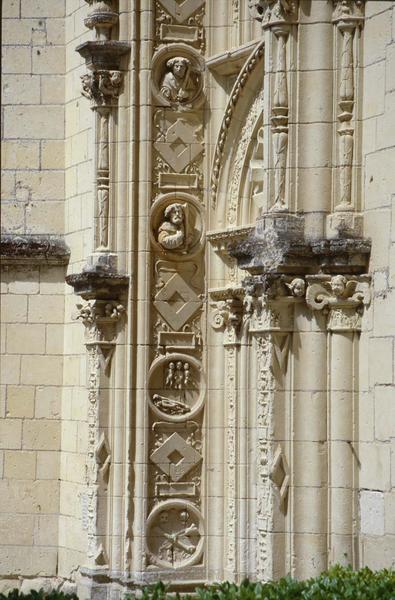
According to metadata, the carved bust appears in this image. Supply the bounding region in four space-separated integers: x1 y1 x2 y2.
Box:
160 57 198 105
157 203 185 251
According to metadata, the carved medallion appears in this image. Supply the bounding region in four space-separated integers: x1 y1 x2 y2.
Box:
152 44 204 109
148 354 205 421
151 193 204 257
146 500 204 568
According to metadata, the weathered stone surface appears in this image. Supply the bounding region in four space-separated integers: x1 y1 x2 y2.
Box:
1 235 70 265
1 0 394 594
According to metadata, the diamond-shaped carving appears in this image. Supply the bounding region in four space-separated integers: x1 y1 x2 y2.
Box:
270 444 290 509
158 0 205 23
154 119 203 173
154 273 202 331
150 432 202 481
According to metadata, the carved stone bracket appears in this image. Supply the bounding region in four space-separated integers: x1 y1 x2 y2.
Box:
229 213 370 276
306 274 370 331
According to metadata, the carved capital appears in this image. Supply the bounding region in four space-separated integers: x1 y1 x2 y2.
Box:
306 274 370 331
76 299 125 342
332 0 365 27
209 287 244 343
248 0 298 28
81 69 123 107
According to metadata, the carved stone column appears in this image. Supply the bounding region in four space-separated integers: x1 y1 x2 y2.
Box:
210 289 243 579
245 276 298 580
77 0 130 266
328 0 365 238
65 270 128 573
306 274 370 566
249 0 298 214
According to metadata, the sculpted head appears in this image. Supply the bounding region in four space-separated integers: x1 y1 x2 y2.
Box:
331 275 347 297
159 511 169 525
166 57 189 79
164 203 184 226
290 278 305 298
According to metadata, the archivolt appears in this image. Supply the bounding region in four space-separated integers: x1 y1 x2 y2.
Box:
210 39 264 227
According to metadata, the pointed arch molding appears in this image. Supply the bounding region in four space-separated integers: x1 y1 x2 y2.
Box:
210 40 264 217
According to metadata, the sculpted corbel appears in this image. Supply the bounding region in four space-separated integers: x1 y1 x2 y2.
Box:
75 299 126 360
306 274 370 331
81 70 123 107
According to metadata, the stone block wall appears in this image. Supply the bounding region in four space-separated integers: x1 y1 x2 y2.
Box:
1 0 66 588
0 265 64 583
359 0 395 569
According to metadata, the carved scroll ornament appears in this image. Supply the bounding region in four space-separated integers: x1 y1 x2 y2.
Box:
306 275 370 331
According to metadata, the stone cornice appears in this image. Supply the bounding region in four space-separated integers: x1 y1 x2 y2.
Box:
76 40 130 71
0 234 70 266
66 269 129 301
228 212 371 275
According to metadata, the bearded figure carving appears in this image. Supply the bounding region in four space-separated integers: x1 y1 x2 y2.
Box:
157 203 187 251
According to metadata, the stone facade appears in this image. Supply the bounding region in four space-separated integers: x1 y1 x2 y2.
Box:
1 0 394 597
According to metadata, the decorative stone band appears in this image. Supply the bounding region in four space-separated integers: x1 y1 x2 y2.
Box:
0 233 70 266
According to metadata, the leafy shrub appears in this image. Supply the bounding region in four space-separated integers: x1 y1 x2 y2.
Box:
2 567 394 600
127 566 395 600
0 591 77 600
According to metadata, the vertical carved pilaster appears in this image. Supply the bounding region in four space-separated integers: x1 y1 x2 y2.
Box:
75 299 126 568
247 276 296 579
306 274 370 565
80 70 124 252
210 291 243 578
331 1 365 228
77 1 130 259
249 0 298 213
271 26 290 212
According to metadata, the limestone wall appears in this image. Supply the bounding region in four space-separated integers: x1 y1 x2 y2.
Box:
1 0 395 596
359 0 395 568
1 0 66 587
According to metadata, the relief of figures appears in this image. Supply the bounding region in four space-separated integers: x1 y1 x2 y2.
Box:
149 354 205 421
153 360 194 415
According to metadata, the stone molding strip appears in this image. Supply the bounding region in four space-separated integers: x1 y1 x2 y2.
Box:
0 234 70 266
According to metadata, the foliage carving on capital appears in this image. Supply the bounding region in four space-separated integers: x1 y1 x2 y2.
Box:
81 70 123 106
75 299 126 347
248 0 298 26
332 0 365 24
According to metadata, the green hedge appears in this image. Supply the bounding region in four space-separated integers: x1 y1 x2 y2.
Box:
2 566 395 600
132 566 395 600
0 593 77 600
